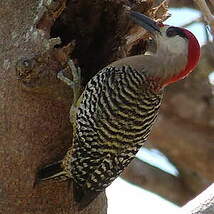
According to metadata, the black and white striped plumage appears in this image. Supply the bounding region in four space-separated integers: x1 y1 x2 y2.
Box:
38 65 163 208
69 65 162 189
37 10 200 210
63 66 162 207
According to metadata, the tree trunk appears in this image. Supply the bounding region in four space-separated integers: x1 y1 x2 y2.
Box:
1 0 163 213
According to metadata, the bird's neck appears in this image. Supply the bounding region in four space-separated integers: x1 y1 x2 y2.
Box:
144 48 188 90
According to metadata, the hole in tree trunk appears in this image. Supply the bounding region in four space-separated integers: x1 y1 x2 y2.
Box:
36 0 150 85
48 0 133 85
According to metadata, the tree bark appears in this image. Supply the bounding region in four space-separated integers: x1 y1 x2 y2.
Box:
0 0 108 213
1 0 165 213
182 184 214 214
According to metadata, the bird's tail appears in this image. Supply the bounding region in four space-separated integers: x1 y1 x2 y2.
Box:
73 184 102 210
36 161 67 182
36 161 102 210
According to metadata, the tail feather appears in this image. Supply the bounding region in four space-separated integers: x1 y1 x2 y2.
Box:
73 184 101 210
37 162 101 210
78 191 101 210
37 161 66 181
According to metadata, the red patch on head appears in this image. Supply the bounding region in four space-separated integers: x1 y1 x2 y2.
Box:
163 28 200 87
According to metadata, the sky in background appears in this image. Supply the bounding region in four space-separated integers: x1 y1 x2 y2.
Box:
106 8 209 214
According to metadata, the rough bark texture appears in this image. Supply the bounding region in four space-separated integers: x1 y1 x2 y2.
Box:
0 0 164 213
0 1 81 213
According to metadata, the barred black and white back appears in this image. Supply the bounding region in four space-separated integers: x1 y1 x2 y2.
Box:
36 8 201 210
61 65 163 206
37 65 163 208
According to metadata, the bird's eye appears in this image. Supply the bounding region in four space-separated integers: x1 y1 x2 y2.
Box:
166 27 178 37
166 27 187 38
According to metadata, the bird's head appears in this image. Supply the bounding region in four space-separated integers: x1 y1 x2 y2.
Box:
130 11 200 88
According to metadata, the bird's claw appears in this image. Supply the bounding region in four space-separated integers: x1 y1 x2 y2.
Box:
57 59 82 125
57 59 81 103
57 60 81 87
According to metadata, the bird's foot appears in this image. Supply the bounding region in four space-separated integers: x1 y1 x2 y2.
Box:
57 59 81 102
57 59 81 124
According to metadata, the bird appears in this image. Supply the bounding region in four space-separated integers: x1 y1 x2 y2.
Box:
37 10 200 209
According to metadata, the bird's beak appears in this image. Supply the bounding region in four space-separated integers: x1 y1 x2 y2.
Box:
129 11 161 34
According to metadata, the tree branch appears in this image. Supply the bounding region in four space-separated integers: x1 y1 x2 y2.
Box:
121 158 195 205
208 0 214 8
168 0 196 9
193 0 214 35
181 17 203 28
169 0 214 14
181 184 214 214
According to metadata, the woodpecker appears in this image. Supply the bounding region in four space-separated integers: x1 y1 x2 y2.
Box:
37 11 200 209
